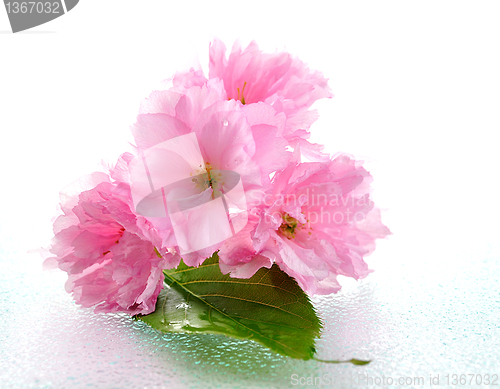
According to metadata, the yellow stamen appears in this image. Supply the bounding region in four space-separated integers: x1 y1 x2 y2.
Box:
279 213 302 239
236 81 248 104
154 247 162 258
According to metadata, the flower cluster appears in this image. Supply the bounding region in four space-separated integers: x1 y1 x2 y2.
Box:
44 39 390 314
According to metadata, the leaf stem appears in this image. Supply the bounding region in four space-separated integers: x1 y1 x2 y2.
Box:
313 357 371 365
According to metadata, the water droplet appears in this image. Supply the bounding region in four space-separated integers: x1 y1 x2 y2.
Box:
222 119 229 127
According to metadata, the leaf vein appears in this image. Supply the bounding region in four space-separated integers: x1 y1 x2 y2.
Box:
195 293 310 320
179 279 302 298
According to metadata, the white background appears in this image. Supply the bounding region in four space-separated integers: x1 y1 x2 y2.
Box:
1 1 499 388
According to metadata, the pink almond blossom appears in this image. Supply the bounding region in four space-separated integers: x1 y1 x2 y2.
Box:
131 78 291 265
209 38 332 161
44 161 179 315
219 155 391 295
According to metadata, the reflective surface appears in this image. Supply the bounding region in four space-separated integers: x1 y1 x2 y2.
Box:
1 224 499 388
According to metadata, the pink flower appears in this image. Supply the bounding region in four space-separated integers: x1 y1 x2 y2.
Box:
219 155 391 295
131 78 291 265
44 162 178 315
209 39 331 112
44 38 391 316
209 39 332 160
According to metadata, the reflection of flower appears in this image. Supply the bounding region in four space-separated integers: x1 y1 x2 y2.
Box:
43 166 179 315
219 155 391 295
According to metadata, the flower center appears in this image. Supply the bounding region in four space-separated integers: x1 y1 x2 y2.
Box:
278 213 302 239
190 162 224 198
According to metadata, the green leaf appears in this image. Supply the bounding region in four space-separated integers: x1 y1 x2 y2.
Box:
137 252 321 360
